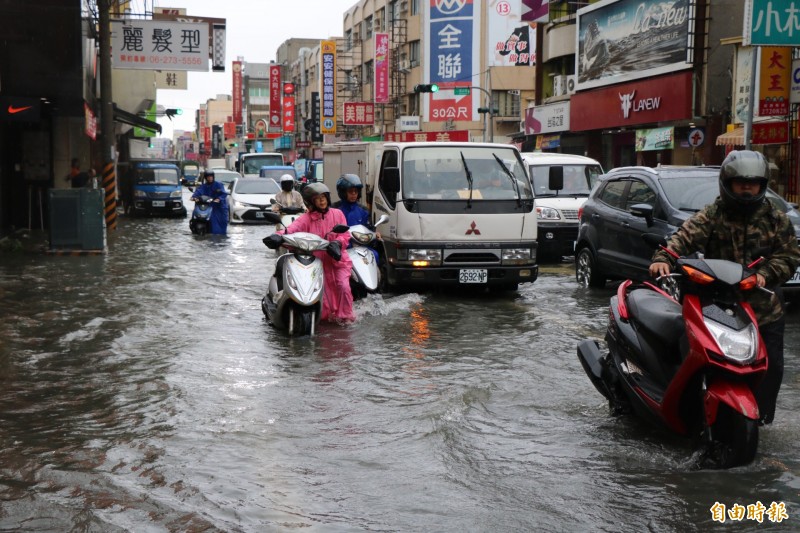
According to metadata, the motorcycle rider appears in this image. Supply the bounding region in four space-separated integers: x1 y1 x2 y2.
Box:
191 169 229 235
332 174 381 261
649 150 800 425
271 173 305 212
264 183 356 323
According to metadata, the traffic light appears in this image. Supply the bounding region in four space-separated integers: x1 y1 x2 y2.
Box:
478 107 500 114
165 108 183 119
230 142 238 147
414 84 439 93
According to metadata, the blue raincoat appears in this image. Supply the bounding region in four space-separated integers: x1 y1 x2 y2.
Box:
192 180 229 235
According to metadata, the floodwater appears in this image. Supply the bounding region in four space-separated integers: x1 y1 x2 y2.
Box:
1 195 800 532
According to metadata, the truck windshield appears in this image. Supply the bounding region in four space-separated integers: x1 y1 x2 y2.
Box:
529 165 602 197
135 168 179 185
402 146 532 201
243 155 284 175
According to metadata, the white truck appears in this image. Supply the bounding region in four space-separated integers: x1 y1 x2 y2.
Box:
369 142 538 290
521 152 603 261
237 152 285 177
321 141 384 204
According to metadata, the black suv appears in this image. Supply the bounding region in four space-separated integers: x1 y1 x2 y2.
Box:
575 165 800 289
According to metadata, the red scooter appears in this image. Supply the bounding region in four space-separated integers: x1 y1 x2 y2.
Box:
577 242 768 468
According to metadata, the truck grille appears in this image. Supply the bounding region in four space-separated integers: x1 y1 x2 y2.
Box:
562 209 579 220
443 250 500 264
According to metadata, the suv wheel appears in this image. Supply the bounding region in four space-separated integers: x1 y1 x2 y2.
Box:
576 248 605 288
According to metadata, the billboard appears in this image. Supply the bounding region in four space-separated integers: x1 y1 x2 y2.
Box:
424 0 481 122
489 1 535 67
320 40 337 134
744 0 800 46
575 0 693 91
374 33 390 104
232 61 243 124
343 102 375 126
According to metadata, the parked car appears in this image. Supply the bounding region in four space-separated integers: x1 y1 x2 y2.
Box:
125 160 186 217
227 177 281 224
574 165 800 291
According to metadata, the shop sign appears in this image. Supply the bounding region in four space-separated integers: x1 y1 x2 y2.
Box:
570 72 692 132
535 134 560 150
397 116 421 131
752 121 789 145
744 0 800 46
635 127 674 152
383 130 470 142
111 20 209 71
269 65 281 132
343 102 375 126
524 102 569 135
758 47 791 116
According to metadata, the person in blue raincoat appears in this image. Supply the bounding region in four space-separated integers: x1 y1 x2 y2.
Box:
191 169 229 235
332 174 380 261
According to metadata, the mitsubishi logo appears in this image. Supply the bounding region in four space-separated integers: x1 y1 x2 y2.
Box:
436 0 467 14
619 90 636 119
465 221 481 235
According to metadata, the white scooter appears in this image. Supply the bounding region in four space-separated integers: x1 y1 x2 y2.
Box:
261 225 348 336
347 214 389 299
272 205 305 256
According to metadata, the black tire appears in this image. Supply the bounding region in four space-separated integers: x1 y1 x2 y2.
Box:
575 247 605 288
703 404 759 468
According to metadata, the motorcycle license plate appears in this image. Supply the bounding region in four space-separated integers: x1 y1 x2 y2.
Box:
786 266 800 285
459 269 487 283
152 200 165 207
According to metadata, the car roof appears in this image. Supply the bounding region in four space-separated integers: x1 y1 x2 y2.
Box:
520 152 601 165
604 165 720 177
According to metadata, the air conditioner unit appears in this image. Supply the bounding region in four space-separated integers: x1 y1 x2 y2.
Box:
398 59 411 72
552 75 568 97
352 31 360 42
566 75 577 95
399 0 408 13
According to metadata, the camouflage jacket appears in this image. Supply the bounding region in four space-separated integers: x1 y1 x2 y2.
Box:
652 198 800 325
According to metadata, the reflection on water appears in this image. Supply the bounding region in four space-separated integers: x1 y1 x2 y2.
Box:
1 214 799 531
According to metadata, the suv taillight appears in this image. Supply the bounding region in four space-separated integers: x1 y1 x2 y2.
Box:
578 206 584 220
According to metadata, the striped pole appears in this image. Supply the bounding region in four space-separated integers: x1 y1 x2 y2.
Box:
102 161 117 231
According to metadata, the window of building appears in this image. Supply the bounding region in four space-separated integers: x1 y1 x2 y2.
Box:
364 16 373 40
376 8 385 31
409 40 420 66
410 0 419 16
345 29 353 51
363 61 374 84
491 91 520 117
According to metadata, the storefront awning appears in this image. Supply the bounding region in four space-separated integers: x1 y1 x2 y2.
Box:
112 104 162 134
716 126 744 147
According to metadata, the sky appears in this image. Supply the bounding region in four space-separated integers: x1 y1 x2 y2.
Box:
150 0 356 139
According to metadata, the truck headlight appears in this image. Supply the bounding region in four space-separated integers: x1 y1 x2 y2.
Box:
170 190 182 198
406 248 442 267
536 206 560 220
134 190 147 198
502 248 533 265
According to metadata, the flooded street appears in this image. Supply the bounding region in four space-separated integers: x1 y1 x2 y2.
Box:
2 198 800 532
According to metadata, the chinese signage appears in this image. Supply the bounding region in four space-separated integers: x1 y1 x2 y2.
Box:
744 0 800 46
397 116 421 131
524 102 569 135
758 47 791 116
571 72 692 131
383 130 470 142
84 102 96 140
752 121 789 144
232 61 242 124
635 126 674 151
111 20 209 71
343 102 375 126
576 0 692 91
320 40 337 135
269 65 282 132
155 70 187 90
424 0 481 122
489 1 535 67
733 46 754 124
374 33 390 104
283 96 295 132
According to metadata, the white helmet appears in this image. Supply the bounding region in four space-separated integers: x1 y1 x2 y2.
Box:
279 173 295 192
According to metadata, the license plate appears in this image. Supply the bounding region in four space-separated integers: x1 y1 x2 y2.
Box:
152 200 165 207
459 269 487 283
255 211 265 218
786 266 800 285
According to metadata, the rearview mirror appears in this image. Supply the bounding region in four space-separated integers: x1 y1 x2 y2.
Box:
630 203 654 227
383 167 400 195
548 166 564 191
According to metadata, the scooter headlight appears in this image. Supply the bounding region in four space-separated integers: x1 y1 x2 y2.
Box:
286 270 298 290
705 319 759 364
351 230 372 245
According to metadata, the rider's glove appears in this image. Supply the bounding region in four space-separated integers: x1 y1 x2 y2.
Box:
263 234 283 249
327 240 342 261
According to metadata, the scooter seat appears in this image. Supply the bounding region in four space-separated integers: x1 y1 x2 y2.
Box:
626 289 684 348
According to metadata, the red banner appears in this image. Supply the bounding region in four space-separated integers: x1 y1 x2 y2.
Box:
374 33 390 104
224 121 236 139
232 61 243 124
753 121 789 145
283 96 295 132
269 65 282 132
383 130 470 142
84 102 96 140
343 102 375 126
203 126 211 151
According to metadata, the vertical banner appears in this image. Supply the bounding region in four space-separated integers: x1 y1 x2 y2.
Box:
283 96 295 132
733 46 755 124
212 23 226 72
374 32 390 104
232 60 243 124
311 92 323 143
269 65 282 132
425 0 480 123
320 40 337 135
489 1 535 66
759 46 791 116
203 126 211 151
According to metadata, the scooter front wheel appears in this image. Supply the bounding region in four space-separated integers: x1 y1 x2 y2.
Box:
702 404 759 468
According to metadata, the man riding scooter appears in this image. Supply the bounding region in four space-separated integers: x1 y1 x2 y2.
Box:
191 170 229 235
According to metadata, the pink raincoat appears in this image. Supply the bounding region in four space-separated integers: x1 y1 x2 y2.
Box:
279 208 356 322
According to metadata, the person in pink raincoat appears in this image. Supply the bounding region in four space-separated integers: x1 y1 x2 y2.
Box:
268 183 356 323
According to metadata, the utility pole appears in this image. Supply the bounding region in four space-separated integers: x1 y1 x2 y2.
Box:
98 0 118 230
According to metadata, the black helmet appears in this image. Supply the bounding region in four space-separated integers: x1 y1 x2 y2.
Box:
203 169 215 180
279 173 295 192
719 150 768 214
302 182 332 212
336 174 363 201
